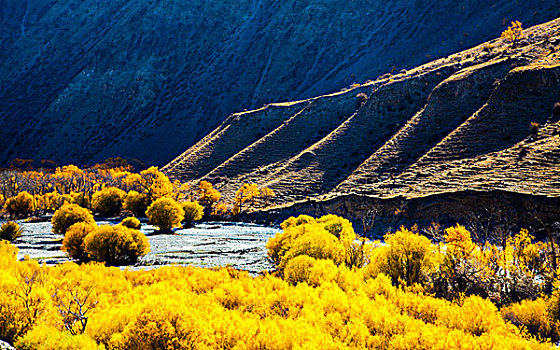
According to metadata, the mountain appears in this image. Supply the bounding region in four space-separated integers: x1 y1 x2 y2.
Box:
164 18 560 235
1 0 559 166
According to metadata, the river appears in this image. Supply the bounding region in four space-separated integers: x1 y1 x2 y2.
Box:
12 220 279 274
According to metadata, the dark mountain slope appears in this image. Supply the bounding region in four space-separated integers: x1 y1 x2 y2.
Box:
1 0 559 165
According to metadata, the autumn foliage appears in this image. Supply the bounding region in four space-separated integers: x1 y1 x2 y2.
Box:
51 204 95 236
120 217 141 230
0 221 22 242
145 197 185 232
4 191 34 219
181 201 204 226
3 162 559 347
83 224 150 266
61 222 97 262
0 224 555 349
91 187 126 217
123 190 150 217
501 20 523 44
0 165 282 224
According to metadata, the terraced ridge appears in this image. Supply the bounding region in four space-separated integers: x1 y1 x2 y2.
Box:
165 18 560 231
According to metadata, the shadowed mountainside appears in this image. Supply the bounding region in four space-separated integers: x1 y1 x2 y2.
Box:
165 18 560 234
1 0 559 166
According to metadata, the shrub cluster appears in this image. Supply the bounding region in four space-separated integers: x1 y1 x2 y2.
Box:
61 222 97 262
182 201 204 226
84 224 150 266
146 198 184 232
123 191 150 218
51 204 95 236
0 221 22 242
121 216 141 229
4 191 34 218
61 222 149 266
91 187 126 217
0 235 552 349
0 164 278 224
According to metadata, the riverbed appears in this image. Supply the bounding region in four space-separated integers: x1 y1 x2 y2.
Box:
12 220 279 274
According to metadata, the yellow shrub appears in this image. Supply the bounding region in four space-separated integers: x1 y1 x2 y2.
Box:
107 297 212 350
382 226 436 286
16 325 100 350
91 186 126 217
182 201 204 225
268 214 364 271
51 204 95 236
283 255 316 285
70 191 90 209
501 20 523 44
4 191 35 218
502 298 559 341
84 225 150 265
121 217 141 230
280 215 317 229
0 221 22 242
61 222 97 262
145 197 185 232
123 190 150 217
281 228 345 268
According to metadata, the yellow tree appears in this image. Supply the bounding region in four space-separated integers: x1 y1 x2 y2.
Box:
182 201 204 227
259 187 275 205
145 198 185 232
232 183 260 215
52 165 86 194
123 191 150 218
196 181 221 216
4 192 35 219
135 167 174 202
91 187 126 217
501 21 523 45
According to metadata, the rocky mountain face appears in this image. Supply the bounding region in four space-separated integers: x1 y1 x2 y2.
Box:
1 0 559 166
165 18 560 236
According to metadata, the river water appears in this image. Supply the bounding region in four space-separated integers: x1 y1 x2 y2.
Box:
12 220 279 274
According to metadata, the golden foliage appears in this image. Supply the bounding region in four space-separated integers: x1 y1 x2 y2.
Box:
16 325 101 350
61 222 98 262
232 183 264 215
52 204 95 236
501 20 523 44
0 238 551 350
196 181 222 214
145 197 185 232
123 190 150 218
212 203 230 217
2 210 560 348
0 221 22 241
267 214 367 272
136 167 174 202
4 191 35 218
502 297 560 341
120 217 141 230
380 225 436 286
83 225 150 266
182 201 204 225
91 187 126 217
